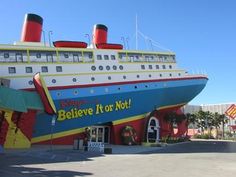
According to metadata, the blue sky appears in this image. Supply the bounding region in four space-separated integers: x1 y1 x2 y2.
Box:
0 0 235 105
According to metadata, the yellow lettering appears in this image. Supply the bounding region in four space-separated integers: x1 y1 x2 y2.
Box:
57 110 66 121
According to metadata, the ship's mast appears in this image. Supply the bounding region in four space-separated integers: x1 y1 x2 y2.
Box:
135 14 138 50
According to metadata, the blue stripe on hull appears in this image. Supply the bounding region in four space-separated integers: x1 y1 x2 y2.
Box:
33 78 207 138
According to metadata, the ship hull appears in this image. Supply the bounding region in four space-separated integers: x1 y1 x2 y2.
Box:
32 77 207 143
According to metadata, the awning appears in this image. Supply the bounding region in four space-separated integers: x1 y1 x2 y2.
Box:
0 86 44 112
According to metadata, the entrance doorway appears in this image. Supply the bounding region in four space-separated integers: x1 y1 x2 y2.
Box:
90 126 110 144
147 117 160 143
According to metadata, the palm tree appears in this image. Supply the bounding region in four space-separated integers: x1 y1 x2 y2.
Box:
164 111 186 137
186 113 197 136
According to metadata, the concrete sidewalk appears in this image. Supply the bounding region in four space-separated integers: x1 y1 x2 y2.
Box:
2 144 164 155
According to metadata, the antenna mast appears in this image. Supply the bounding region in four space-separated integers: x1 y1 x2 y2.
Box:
135 14 138 50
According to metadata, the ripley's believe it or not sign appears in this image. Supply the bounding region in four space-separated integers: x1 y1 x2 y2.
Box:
57 99 132 121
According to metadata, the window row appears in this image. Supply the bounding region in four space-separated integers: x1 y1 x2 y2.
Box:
8 66 63 74
141 64 172 70
118 52 175 63
96 54 116 60
0 50 94 63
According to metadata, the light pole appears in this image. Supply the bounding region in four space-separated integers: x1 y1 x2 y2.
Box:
121 37 126 50
85 34 91 46
48 31 53 47
42 30 46 46
126 37 129 50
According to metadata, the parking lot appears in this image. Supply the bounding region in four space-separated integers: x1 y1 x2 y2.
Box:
1 140 236 177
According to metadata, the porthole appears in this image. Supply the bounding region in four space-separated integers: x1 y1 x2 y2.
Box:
123 75 126 79
52 79 56 83
134 86 137 89
106 66 111 70
91 66 96 71
99 66 103 70
74 90 79 95
119 65 124 70
137 75 140 78
160 74 162 77
72 78 77 82
56 92 61 97
91 77 95 81
169 65 172 69
145 85 148 88
149 74 152 78
169 73 172 77
28 80 33 85
118 87 121 90
113 65 117 70
178 73 181 76
108 76 111 80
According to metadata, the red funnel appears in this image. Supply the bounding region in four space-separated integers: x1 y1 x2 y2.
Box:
21 13 43 42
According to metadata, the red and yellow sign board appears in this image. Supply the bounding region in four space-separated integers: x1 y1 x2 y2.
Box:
225 104 236 119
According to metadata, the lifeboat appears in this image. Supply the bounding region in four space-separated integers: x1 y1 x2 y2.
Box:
53 41 88 48
96 43 123 50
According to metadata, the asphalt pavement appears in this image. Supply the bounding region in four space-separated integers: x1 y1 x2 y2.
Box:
1 140 236 177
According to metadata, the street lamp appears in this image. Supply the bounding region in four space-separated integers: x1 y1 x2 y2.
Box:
121 37 126 50
85 34 91 46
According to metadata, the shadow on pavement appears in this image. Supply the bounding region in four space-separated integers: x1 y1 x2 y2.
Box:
0 147 101 177
0 166 92 177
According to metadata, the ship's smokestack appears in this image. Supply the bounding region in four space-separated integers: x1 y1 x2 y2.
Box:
93 24 108 45
21 13 43 42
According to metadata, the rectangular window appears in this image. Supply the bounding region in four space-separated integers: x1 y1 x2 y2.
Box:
41 66 48 73
16 53 23 62
104 55 109 60
111 55 116 60
8 67 16 74
73 54 79 62
25 67 33 73
4 53 9 58
118 53 126 61
83 52 93 62
64 53 69 58
46 54 53 62
36 53 41 58
141 65 145 70
97 55 102 60
156 65 159 69
162 65 166 69
56 66 62 72
149 65 153 69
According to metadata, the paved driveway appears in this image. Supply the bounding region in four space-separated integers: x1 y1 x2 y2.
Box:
1 140 236 177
